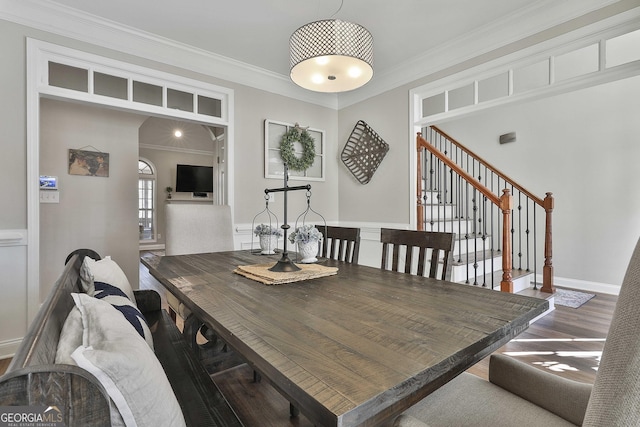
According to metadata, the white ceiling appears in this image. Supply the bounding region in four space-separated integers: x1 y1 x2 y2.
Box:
39 0 615 84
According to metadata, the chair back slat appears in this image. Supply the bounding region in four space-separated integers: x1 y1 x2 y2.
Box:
317 226 361 264
380 229 455 281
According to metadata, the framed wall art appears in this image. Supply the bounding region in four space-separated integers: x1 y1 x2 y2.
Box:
68 148 110 177
264 119 325 181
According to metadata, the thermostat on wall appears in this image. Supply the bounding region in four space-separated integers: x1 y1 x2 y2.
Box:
40 175 58 190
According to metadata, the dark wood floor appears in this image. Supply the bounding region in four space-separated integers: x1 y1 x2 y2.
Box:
0 264 616 427
467 290 615 384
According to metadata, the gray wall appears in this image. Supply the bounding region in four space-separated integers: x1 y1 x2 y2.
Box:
0 1 638 354
338 89 411 224
336 74 640 288
438 75 640 287
232 84 339 225
40 99 145 297
0 20 339 306
334 2 640 289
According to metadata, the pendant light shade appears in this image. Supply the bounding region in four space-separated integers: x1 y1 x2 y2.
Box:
290 19 373 93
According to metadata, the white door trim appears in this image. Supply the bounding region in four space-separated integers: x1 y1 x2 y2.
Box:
26 39 235 325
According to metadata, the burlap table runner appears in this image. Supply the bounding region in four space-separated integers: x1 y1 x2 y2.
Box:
234 262 338 285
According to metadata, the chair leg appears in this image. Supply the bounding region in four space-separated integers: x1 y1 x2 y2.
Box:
290 403 299 418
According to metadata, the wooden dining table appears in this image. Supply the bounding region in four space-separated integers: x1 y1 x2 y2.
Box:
141 250 548 427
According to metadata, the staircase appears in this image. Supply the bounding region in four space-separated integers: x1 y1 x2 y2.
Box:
417 126 555 300
423 189 532 292
423 192 556 319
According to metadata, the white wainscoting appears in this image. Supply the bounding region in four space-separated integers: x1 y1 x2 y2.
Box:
0 229 28 358
233 222 622 295
234 221 410 268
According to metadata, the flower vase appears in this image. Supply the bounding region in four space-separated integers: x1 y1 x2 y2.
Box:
259 235 278 255
298 241 319 263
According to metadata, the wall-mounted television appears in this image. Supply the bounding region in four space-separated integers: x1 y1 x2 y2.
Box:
175 164 214 194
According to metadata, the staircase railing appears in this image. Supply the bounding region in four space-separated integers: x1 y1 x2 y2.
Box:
417 126 554 293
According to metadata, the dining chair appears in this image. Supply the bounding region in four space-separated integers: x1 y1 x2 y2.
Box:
393 237 640 427
165 204 234 321
380 228 455 281
164 204 235 366
317 225 361 264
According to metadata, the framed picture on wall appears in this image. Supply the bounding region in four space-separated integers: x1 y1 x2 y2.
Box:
264 119 325 181
68 149 110 177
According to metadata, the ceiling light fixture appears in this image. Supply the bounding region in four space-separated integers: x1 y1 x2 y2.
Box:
174 129 183 138
290 19 373 93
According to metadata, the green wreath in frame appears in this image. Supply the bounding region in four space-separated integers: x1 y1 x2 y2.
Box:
280 127 316 171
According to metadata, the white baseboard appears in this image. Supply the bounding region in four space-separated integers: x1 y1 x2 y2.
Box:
0 338 22 360
537 274 621 295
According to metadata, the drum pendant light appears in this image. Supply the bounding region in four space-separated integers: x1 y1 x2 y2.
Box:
290 19 373 93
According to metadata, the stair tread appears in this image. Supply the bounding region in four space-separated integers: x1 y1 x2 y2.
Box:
456 268 533 288
517 287 555 300
496 269 533 280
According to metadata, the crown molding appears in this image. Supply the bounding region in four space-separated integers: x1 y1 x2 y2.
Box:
0 0 339 109
338 0 624 108
0 0 626 110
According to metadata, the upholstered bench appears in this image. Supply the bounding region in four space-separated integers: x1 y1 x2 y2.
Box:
0 250 243 427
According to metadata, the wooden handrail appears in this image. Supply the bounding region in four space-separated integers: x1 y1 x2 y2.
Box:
431 125 544 207
417 133 502 207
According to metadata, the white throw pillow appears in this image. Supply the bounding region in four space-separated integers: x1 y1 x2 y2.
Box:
55 306 83 365
80 256 136 303
79 257 95 295
93 281 154 349
56 308 128 427
70 293 186 427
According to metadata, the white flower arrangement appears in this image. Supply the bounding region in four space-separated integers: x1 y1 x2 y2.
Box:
288 224 322 244
254 224 283 237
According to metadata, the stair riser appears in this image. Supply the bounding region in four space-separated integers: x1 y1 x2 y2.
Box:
423 220 475 234
454 237 492 254
451 257 502 281
422 205 456 220
424 222 500 243
422 191 443 204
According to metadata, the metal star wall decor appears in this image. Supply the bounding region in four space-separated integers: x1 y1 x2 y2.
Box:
341 120 389 185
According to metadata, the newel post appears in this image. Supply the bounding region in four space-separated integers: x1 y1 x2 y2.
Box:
416 133 424 231
541 192 555 293
500 189 514 292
